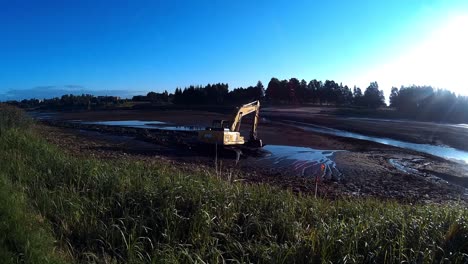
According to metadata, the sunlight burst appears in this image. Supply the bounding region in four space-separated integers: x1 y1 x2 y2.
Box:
364 14 468 95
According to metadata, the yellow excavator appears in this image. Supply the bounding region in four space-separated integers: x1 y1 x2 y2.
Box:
198 100 263 148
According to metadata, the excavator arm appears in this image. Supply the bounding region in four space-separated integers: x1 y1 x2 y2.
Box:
230 101 262 147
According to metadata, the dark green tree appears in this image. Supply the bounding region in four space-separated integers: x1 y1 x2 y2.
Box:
146 92 157 102
288 78 300 103
255 81 265 99
307 79 321 104
362 82 385 108
266 78 280 102
389 87 399 107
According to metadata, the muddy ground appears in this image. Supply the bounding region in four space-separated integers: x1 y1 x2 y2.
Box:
51 107 468 151
262 107 468 151
35 108 468 203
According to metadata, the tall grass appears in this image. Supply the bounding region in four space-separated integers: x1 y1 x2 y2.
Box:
0 104 32 132
0 104 467 263
0 104 66 263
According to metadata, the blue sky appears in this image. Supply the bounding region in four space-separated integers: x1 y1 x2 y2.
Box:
1 0 467 100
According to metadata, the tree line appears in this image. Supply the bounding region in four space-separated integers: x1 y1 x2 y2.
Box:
6 77 468 123
172 82 265 105
169 78 386 108
390 85 468 122
6 77 387 109
265 78 385 108
9 94 124 110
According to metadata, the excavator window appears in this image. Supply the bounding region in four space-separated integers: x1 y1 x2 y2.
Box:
211 120 231 131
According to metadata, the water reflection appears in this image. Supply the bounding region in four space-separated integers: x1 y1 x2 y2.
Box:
249 145 343 180
288 121 468 163
80 120 203 131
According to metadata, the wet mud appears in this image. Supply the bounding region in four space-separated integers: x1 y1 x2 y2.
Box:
32 109 468 203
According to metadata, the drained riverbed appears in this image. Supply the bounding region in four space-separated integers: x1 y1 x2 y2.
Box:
60 117 468 165
30 109 468 199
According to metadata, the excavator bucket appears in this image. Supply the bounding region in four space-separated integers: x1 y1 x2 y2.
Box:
246 138 263 148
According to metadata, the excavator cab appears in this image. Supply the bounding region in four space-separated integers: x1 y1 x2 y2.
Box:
209 120 231 131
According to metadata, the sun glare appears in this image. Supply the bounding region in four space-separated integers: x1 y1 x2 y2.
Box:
363 14 468 96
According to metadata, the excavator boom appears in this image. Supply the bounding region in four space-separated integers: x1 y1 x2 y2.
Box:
230 101 260 132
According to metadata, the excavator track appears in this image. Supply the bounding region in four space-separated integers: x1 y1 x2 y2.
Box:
191 141 267 161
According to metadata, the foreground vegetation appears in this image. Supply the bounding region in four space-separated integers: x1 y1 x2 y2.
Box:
0 105 467 263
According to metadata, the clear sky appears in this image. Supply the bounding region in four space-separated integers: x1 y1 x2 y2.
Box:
1 0 467 100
